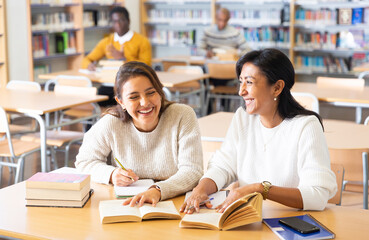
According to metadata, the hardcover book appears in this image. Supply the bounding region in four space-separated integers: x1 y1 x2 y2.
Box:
26 172 90 191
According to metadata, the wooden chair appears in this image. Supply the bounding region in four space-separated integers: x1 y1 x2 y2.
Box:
292 92 320 114
329 148 369 209
328 164 345 205
205 60 240 113
167 65 206 116
0 106 40 185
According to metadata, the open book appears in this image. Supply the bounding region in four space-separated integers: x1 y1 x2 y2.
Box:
99 200 181 224
180 192 262 230
114 179 154 198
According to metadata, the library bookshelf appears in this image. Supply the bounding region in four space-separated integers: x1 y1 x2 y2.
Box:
27 0 124 82
291 0 369 77
0 0 8 88
140 0 369 78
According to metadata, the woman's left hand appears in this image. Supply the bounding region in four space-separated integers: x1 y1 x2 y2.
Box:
122 188 161 207
216 183 260 213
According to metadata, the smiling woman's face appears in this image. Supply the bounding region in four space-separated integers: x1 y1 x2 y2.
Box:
116 75 162 132
238 62 276 116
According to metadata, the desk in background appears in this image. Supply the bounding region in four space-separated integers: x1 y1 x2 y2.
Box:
293 82 369 123
0 89 107 172
0 180 368 239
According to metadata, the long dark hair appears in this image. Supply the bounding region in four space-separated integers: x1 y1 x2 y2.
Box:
236 49 323 128
105 61 172 122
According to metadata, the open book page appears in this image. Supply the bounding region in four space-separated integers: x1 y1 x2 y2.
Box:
220 192 262 230
99 200 141 224
184 190 228 209
114 179 154 198
139 201 181 220
180 209 223 230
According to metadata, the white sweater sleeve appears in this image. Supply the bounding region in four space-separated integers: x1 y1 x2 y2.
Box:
202 111 240 191
297 118 337 210
75 116 116 185
156 107 204 200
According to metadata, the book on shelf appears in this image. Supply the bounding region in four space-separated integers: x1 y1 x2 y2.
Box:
352 8 364 25
263 214 335 240
179 192 262 231
338 8 352 25
26 189 93 208
114 179 154 198
26 172 90 191
99 200 181 224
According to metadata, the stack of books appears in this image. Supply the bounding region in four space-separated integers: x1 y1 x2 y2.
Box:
25 172 92 208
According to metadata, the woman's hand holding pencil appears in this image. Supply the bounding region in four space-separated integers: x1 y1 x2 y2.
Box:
109 158 139 186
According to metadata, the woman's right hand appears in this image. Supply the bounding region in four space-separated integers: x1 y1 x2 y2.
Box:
180 186 211 214
110 168 139 186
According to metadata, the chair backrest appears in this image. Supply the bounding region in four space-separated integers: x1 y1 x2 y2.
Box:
161 59 189 71
56 75 92 87
6 80 41 92
205 61 237 80
329 148 367 183
54 85 97 97
45 75 92 91
292 92 320 114
317 76 364 90
168 65 204 75
328 163 345 205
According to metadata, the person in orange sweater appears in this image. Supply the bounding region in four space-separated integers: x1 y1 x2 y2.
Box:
82 6 152 106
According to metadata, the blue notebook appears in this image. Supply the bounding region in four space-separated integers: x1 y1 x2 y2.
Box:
263 214 335 240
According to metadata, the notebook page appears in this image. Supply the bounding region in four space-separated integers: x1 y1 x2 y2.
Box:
114 179 154 197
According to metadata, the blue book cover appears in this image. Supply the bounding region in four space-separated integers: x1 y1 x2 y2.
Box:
263 214 335 240
352 8 363 25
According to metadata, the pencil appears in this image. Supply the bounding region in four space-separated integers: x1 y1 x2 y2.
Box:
114 157 134 181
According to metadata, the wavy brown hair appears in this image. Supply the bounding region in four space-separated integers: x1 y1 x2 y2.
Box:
105 61 172 122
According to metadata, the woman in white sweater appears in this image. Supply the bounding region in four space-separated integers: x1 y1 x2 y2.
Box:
181 49 337 213
75 61 203 206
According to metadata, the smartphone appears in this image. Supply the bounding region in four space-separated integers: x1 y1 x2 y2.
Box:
279 217 320 234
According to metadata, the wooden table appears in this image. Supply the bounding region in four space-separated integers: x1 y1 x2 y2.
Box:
0 181 368 239
0 89 108 172
293 82 369 123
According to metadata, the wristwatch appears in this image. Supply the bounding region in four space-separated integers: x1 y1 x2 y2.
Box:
261 181 272 200
149 185 161 193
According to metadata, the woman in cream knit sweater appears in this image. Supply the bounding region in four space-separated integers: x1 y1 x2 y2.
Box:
75 61 203 206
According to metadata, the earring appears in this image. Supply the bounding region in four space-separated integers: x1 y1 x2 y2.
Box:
274 97 277 101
